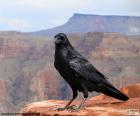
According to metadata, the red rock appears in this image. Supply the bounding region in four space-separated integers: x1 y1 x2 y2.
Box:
20 84 140 116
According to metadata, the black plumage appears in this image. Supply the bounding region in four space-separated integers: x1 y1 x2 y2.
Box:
54 33 129 111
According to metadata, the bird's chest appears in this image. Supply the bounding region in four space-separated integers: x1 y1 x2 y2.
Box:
54 49 70 73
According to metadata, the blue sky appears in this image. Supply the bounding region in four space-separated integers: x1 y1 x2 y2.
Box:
0 0 140 32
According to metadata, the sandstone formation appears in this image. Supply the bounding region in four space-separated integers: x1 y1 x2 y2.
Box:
21 84 140 116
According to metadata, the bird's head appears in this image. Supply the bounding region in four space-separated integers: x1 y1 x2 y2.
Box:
54 33 69 45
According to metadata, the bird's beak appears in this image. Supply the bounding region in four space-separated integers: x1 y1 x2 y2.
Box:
54 37 61 44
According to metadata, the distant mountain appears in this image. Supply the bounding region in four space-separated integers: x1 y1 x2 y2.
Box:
30 13 140 36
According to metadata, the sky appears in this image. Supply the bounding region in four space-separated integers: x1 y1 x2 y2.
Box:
0 0 140 32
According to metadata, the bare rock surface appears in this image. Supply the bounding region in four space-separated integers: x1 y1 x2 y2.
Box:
21 84 140 116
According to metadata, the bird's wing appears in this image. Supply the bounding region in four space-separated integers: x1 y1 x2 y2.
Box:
69 56 108 84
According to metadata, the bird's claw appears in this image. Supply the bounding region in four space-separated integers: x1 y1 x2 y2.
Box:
56 105 80 112
56 107 66 111
67 105 79 112
78 105 85 110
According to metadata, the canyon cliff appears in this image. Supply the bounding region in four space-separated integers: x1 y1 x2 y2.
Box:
0 32 140 113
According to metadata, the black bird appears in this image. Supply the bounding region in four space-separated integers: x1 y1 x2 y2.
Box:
54 33 129 111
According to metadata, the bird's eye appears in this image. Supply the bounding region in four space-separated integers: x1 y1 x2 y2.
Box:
60 37 65 41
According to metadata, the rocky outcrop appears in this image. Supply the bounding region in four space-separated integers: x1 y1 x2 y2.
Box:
20 84 140 116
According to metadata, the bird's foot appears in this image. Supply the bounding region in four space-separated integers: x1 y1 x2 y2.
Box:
56 105 85 112
67 105 85 112
78 105 85 110
56 105 78 111
66 105 80 112
56 107 66 111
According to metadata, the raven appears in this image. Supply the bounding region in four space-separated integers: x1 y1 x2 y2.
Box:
54 33 129 111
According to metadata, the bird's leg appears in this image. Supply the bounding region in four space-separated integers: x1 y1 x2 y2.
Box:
78 98 86 110
78 85 88 110
57 90 78 111
67 98 87 112
68 85 88 112
65 90 78 110
56 98 74 111
64 98 75 109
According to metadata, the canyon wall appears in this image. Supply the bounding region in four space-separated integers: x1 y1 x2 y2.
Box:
0 32 140 112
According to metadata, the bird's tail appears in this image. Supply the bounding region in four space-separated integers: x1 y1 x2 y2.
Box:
100 84 129 101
